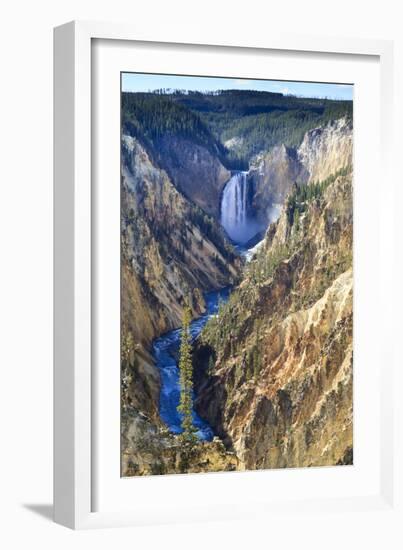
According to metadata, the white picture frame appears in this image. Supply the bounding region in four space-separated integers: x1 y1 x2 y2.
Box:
54 20 400 532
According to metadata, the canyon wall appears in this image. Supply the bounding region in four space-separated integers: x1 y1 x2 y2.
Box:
194 121 353 470
121 134 240 474
155 135 231 219
249 117 353 227
249 145 308 224
122 135 239 351
298 117 353 183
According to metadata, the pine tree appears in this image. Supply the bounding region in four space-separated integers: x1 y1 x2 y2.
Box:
177 302 197 445
293 208 300 231
208 355 215 376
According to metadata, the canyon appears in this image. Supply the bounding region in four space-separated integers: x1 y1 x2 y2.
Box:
195 168 353 469
120 88 353 476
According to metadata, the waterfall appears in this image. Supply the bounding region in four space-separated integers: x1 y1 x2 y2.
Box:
220 171 261 245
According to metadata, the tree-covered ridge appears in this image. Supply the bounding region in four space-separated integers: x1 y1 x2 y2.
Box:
122 89 353 170
122 92 231 166
286 165 351 228
170 89 350 117
171 89 352 165
209 107 351 166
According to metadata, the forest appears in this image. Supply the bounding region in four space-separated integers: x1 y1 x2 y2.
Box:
122 89 352 169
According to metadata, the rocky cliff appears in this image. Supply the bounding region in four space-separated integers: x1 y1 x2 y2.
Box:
121 420 239 476
121 135 240 473
249 145 308 225
195 152 353 469
155 135 231 218
249 117 352 228
298 117 353 183
122 135 239 350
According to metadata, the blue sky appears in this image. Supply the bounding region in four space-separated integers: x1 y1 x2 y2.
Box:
122 73 353 101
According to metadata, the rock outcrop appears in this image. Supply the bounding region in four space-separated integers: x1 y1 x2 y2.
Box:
249 144 308 225
298 117 353 183
249 117 353 228
121 415 239 476
155 135 231 219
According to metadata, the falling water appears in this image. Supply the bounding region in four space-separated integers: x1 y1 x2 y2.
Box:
220 171 262 245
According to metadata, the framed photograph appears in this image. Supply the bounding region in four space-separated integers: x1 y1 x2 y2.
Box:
54 21 398 531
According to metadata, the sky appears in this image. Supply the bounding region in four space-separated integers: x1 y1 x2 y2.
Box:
122 73 353 101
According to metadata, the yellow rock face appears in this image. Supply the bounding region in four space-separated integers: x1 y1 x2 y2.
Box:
120 135 240 474
195 169 353 471
298 117 353 184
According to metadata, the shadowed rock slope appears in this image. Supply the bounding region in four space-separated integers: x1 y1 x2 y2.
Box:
249 117 352 229
154 135 231 218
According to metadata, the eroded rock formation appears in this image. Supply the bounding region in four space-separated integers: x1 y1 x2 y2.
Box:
194 123 353 470
249 117 353 228
121 135 240 474
155 135 231 219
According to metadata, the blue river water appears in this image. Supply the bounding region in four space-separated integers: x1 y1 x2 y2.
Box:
152 287 231 441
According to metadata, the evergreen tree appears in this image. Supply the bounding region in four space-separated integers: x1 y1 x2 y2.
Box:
177 302 197 444
208 355 215 376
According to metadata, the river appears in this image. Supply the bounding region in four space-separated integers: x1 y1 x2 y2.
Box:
152 287 231 441
152 170 265 440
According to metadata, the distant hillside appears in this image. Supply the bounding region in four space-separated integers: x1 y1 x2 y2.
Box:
171 89 352 167
122 90 352 170
122 92 231 166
